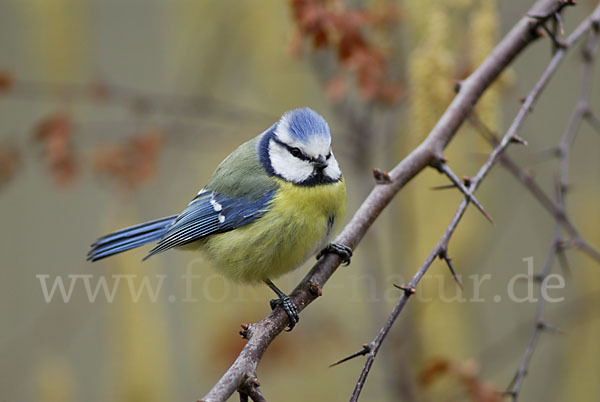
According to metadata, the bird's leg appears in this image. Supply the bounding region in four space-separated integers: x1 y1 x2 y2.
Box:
316 242 353 266
265 279 299 331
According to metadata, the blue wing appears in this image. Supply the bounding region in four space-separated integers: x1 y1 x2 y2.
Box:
143 189 275 259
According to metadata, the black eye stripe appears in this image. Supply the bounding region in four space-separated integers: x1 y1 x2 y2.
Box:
271 137 332 164
272 137 311 161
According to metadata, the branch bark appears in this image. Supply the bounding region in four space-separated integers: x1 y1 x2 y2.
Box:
200 1 590 400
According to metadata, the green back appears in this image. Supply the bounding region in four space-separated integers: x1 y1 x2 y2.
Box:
206 136 278 200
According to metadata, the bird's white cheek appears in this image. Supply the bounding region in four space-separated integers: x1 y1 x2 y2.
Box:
269 141 313 183
324 154 342 180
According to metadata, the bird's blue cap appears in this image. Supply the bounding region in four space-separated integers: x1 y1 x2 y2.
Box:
281 107 330 142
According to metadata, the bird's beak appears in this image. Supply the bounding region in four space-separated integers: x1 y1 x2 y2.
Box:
313 155 328 170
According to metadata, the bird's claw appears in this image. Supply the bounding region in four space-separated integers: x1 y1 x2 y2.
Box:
317 242 353 266
270 295 299 331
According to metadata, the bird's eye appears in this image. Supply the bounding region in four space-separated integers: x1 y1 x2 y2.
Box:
290 147 302 158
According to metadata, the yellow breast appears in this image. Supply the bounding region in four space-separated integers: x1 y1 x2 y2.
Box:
201 178 346 284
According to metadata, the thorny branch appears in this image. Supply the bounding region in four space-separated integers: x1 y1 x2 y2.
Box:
503 14 600 401
200 1 599 401
469 112 600 263
347 3 600 401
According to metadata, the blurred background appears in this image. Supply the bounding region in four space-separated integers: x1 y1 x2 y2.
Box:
1 0 599 401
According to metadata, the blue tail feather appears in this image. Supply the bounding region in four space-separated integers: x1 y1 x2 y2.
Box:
87 215 177 261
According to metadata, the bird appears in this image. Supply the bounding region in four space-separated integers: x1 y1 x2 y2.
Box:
87 107 352 330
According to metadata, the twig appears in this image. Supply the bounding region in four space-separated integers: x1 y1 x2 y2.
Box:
432 161 495 224
504 14 600 401
469 111 600 262
237 373 266 402
347 5 600 401
6 79 274 122
504 204 562 401
200 2 589 401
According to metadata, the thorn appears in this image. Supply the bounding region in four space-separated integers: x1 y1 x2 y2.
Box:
556 248 571 279
393 283 416 296
437 163 495 225
372 168 392 184
240 323 250 339
510 135 528 145
431 183 457 191
519 97 526 104
537 321 567 335
453 80 462 93
469 194 495 224
308 280 323 297
329 344 371 367
438 249 463 289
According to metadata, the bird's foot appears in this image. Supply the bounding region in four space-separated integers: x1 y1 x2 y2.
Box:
270 295 299 331
317 242 353 266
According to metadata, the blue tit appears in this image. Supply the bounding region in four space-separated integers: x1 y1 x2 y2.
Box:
87 107 351 330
